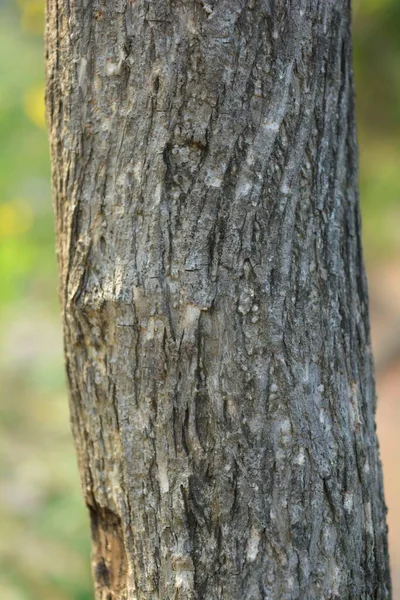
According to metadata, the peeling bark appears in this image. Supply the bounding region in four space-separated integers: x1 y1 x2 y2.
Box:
46 1 391 598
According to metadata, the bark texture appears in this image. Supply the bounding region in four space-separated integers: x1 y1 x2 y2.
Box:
46 1 391 598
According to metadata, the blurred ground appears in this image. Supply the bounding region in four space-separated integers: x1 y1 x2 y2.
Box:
0 0 399 598
370 263 400 597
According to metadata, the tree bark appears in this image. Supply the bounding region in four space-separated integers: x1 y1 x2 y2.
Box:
45 1 391 598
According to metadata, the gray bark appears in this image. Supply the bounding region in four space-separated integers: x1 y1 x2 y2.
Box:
45 1 391 598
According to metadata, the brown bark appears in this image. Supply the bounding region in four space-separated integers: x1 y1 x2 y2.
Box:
46 0 391 598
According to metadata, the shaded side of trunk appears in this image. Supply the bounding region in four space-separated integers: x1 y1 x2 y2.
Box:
46 1 391 598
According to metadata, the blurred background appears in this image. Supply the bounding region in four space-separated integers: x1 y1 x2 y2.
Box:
0 0 399 598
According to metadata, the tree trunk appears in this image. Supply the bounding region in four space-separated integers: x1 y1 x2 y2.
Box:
45 1 391 598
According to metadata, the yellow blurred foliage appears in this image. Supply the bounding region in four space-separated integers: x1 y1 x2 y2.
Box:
0 582 25 600
23 85 46 129
0 200 34 238
17 0 44 34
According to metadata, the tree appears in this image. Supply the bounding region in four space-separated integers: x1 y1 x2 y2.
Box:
45 1 391 598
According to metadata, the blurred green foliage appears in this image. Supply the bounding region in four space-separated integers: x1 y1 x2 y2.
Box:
0 1 92 598
353 0 400 261
0 0 399 598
